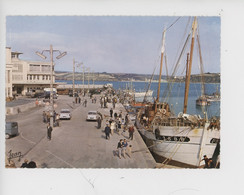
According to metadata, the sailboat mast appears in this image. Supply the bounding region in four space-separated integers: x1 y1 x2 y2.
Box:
183 17 197 114
156 30 166 103
197 32 205 96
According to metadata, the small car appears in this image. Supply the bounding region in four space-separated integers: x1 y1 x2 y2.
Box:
5 122 18 139
86 111 98 121
59 109 71 120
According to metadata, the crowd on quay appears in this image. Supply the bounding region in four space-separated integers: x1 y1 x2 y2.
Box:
95 88 136 159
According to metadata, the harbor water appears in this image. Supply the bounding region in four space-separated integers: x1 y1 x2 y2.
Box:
56 80 220 119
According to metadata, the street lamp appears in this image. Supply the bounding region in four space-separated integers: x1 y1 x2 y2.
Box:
72 58 82 101
36 45 67 128
82 64 89 96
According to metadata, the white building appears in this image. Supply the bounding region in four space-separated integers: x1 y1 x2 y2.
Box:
5 47 55 98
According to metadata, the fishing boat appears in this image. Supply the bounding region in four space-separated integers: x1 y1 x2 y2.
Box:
136 17 220 168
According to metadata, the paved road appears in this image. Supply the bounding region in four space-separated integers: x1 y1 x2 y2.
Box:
6 95 156 168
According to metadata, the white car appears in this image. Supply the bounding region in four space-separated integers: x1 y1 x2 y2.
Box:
86 111 98 121
60 109 71 120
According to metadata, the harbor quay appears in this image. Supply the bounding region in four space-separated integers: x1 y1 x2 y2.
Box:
5 93 158 168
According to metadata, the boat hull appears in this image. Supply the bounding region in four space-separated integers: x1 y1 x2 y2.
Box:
137 121 220 168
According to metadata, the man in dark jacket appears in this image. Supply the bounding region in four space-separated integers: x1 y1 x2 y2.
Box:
110 108 113 118
47 123 53 140
104 124 111 140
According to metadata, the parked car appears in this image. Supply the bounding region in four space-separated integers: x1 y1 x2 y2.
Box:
86 111 98 121
59 109 71 120
5 122 18 139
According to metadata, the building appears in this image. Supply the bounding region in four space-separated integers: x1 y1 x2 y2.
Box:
5 47 54 98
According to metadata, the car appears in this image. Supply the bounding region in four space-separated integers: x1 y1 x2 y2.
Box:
59 109 71 120
86 111 98 121
5 122 18 139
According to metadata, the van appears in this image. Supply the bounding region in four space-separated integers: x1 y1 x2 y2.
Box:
5 122 19 139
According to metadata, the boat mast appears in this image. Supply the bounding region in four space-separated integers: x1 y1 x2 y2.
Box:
155 30 166 111
183 17 197 114
197 31 205 97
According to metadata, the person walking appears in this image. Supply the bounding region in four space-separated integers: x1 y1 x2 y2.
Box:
117 139 123 159
114 112 118 119
47 123 53 140
43 111 47 123
104 124 111 140
122 139 128 158
78 96 81 104
110 108 113 118
110 120 116 136
97 117 101 129
56 113 60 127
128 125 135 140
84 99 87 107
125 114 129 125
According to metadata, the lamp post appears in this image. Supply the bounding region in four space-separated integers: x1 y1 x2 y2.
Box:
72 58 82 101
87 67 90 93
36 45 66 128
82 65 89 96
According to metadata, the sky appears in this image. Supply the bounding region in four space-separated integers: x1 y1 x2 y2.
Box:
6 16 220 75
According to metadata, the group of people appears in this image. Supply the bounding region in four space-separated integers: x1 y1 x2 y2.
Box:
42 110 60 127
117 139 132 159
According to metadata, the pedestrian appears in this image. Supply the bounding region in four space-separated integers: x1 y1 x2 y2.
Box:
117 120 122 135
100 98 103 108
128 125 135 140
56 113 60 127
47 123 53 140
208 158 215 168
122 139 128 158
84 99 87 107
110 108 113 118
21 159 29 168
127 145 132 158
110 120 116 135
43 111 47 123
53 111 56 124
104 124 111 140
75 97 78 104
125 114 129 125
114 112 118 119
117 139 123 159
94 97 97 103
201 155 210 168
97 117 101 129
35 99 39 107
119 111 122 118
78 96 81 104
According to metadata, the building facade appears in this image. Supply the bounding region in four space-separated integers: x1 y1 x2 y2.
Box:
5 47 54 98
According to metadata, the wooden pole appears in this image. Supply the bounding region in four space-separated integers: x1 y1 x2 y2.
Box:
183 17 197 114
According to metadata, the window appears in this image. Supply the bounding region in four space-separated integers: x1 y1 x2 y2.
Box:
12 64 23 72
29 64 40 72
41 65 51 72
30 75 32 80
42 75 45 80
33 75 36 80
37 75 39 80
12 75 23 81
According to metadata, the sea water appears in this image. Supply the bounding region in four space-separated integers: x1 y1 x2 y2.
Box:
56 80 220 119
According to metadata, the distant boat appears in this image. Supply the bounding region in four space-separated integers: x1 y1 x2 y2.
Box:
133 90 153 98
196 95 210 106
